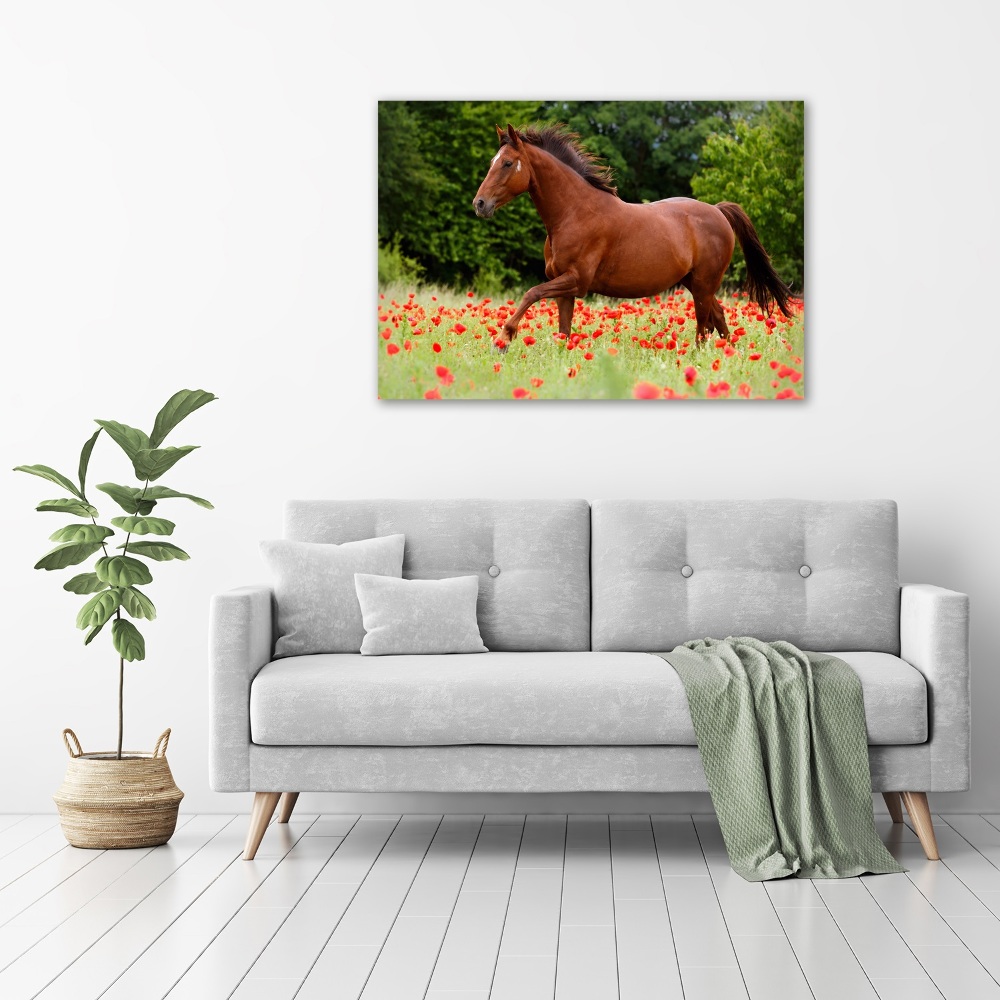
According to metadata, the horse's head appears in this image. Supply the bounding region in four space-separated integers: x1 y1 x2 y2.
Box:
473 124 531 218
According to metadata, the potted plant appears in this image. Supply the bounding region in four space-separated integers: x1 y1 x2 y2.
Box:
14 389 216 849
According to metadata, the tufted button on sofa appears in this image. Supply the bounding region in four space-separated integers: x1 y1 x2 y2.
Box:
209 499 970 861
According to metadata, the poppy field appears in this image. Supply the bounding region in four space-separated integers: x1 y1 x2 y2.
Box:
378 284 804 400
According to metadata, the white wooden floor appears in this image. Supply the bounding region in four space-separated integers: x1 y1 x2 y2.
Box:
1 812 1000 1000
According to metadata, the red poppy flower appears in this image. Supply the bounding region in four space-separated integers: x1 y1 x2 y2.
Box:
454 323 467 334
432 343 442 353
424 388 441 399
715 339 727 349
633 381 662 399
737 382 752 398
711 358 721 372
607 347 618 355
775 389 802 399
436 365 455 386
567 368 577 378
386 343 399 356
381 330 391 340
684 366 697 385
530 377 544 388
749 353 762 361
583 352 594 360
512 387 530 399
769 360 780 369
494 363 502 373
523 336 536 346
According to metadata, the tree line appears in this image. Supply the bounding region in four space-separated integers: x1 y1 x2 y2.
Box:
378 100 804 295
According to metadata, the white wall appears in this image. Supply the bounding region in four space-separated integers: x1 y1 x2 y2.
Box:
1 1 997 816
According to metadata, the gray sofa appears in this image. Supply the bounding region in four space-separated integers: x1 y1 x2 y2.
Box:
209 499 970 861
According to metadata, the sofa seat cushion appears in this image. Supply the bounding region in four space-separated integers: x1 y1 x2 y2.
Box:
250 650 927 748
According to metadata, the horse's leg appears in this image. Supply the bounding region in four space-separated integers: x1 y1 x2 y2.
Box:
556 296 574 336
686 275 731 346
499 271 585 350
711 299 732 340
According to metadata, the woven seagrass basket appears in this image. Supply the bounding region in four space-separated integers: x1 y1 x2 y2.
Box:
53 728 184 849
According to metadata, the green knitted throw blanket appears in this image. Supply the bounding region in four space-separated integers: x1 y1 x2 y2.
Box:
653 637 904 881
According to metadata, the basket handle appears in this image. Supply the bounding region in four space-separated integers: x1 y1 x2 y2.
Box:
152 728 172 759
62 728 83 758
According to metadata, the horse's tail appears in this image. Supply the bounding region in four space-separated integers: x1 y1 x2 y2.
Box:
715 202 794 317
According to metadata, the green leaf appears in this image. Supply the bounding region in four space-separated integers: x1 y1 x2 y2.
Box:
95 555 152 587
122 541 190 561
78 428 101 497
112 619 145 661
13 465 83 499
110 515 175 536
150 389 217 448
34 541 104 571
48 523 114 544
140 486 214 509
120 586 156 620
35 498 100 517
96 483 156 516
133 446 198 482
76 589 122 630
94 421 150 470
84 619 108 645
63 572 109 594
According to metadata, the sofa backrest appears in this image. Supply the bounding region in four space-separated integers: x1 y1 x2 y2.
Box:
285 499 591 652
591 499 900 654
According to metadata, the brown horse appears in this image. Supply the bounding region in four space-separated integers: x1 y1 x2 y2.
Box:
473 124 793 349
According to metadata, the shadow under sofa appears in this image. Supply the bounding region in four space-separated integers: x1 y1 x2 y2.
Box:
208 498 970 862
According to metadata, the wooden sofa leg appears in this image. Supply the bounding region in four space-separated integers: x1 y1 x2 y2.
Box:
901 791 940 861
244 792 281 860
277 792 299 824
882 792 904 824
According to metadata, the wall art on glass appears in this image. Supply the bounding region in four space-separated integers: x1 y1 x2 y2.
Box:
378 101 804 400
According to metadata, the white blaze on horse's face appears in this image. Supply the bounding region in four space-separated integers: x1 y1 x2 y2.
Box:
473 142 531 218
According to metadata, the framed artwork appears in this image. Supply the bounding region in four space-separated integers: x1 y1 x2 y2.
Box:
378 101 803 400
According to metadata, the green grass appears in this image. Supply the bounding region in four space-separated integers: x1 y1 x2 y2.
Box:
377 282 804 400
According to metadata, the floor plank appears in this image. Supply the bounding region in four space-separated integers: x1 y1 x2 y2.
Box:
168 830 343 999
0 845 101 928
773 903 879 1000
0 818 28 836
28 814 237 999
426 818 524 993
611 813 684 1000
0 818 58 862
296 815 441 999
941 815 1000 869
2 812 999 1000
240 817 397 985
813 879 932 981
557 817 616 999
0 828 71 892
362 815 483 999
693 816 812 999
99 814 317 999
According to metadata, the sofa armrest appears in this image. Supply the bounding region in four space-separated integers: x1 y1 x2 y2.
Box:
209 586 274 791
900 584 970 791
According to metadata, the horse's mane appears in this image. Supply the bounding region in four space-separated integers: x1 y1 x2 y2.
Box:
501 124 619 198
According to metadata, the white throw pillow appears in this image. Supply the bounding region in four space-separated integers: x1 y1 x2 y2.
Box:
260 535 405 656
354 573 489 655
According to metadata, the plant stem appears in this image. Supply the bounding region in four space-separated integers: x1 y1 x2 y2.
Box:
117 651 124 760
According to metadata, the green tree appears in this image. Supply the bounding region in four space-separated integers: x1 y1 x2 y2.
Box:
539 100 762 203
690 102 804 291
378 100 548 290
